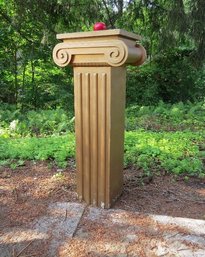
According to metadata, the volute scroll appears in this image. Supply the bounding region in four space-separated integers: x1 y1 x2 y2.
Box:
53 40 146 67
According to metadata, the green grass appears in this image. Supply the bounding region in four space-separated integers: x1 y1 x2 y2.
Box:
0 131 204 177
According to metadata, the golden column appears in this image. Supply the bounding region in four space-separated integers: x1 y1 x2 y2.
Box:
53 29 146 208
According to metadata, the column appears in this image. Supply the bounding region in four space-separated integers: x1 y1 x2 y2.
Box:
53 29 146 208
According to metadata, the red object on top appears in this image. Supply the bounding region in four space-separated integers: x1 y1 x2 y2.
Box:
93 22 107 31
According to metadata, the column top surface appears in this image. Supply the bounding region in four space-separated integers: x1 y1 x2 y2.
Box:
57 29 141 41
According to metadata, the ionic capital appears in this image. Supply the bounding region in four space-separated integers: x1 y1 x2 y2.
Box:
53 29 146 67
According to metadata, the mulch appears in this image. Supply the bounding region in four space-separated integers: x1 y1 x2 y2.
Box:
0 160 205 231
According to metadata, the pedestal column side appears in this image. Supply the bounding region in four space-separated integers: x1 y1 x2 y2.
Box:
74 67 112 207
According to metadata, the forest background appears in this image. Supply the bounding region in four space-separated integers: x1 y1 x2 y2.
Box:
0 0 205 177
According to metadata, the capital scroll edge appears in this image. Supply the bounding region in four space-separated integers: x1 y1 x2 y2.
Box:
52 40 129 67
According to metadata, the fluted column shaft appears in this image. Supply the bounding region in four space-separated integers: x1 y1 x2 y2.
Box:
74 67 125 208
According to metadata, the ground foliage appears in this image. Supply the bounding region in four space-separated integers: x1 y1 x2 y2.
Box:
0 130 204 177
0 102 205 177
126 101 205 131
1 101 205 137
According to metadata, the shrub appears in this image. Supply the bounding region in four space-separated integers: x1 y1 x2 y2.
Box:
126 48 205 105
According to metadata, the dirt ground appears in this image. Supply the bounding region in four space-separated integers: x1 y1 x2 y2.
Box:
0 161 205 256
0 160 205 228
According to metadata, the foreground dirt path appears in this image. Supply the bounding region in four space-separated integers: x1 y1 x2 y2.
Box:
0 161 205 256
1 202 205 257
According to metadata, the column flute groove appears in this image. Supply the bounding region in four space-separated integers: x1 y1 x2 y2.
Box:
90 73 98 205
103 73 107 207
82 73 91 204
75 73 83 200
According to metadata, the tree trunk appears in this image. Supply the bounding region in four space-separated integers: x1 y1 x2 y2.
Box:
14 48 18 105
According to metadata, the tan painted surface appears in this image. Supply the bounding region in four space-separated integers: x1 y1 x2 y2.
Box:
57 29 141 41
74 67 126 208
53 29 146 208
53 29 146 67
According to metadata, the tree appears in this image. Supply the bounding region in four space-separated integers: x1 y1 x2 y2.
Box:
0 0 204 108
116 0 205 65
